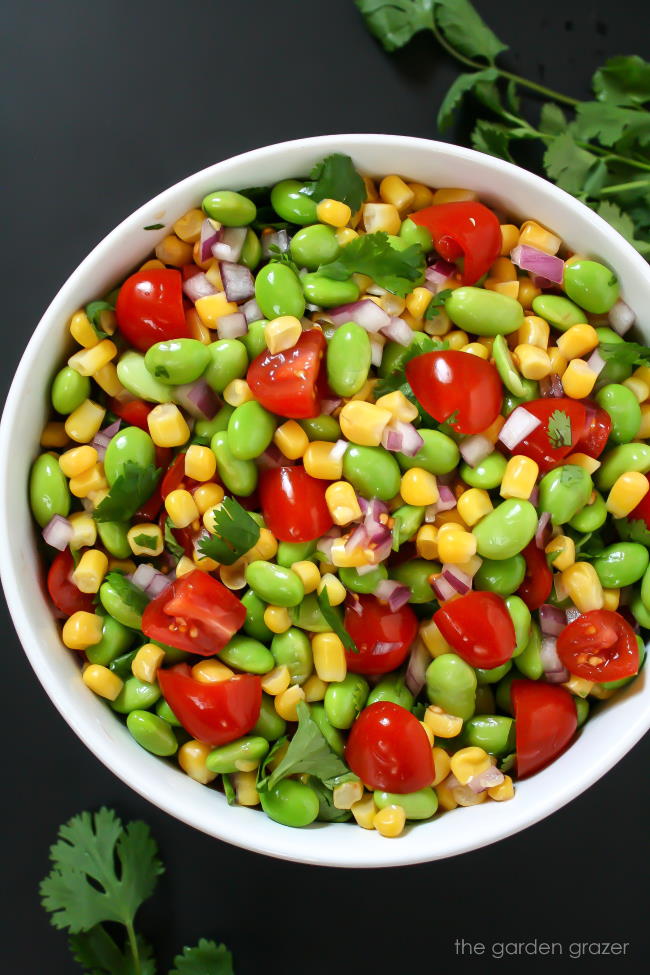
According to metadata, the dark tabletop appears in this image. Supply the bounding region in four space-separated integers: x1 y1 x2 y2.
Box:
2 1 649 971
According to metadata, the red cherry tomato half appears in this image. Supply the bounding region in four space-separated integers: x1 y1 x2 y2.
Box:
627 473 650 532
434 591 515 669
410 201 501 285
513 398 587 473
247 329 325 419
512 679 577 778
158 667 261 747
405 350 502 435
115 269 189 352
142 570 246 656
344 594 418 675
259 466 332 542
160 452 199 499
47 549 95 617
556 609 639 683
573 402 612 459
108 397 153 432
346 701 435 793
517 541 553 611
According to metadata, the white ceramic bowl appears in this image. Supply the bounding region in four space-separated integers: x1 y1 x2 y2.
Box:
2 135 649 867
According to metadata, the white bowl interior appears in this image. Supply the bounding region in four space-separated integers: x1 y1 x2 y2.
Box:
1 134 649 867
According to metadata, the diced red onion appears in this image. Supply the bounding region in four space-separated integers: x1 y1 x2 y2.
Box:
199 219 220 262
131 563 157 591
432 575 458 602
608 299 635 336
241 297 263 324
405 639 430 697
42 514 73 551
356 562 378 576
328 299 391 333
539 603 567 636
529 485 539 506
511 244 564 286
539 373 564 398
375 579 412 611
329 439 348 463
216 312 247 340
540 635 570 683
212 227 247 263
316 536 334 561
183 272 217 303
424 504 438 523
535 511 551 548
441 565 472 595
382 420 424 457
380 316 413 347
459 434 492 467
565 605 581 623
587 348 606 376
437 484 457 512
345 523 369 553
220 262 255 303
499 407 541 451
147 573 173 598
261 229 289 258
370 533 393 564
425 259 456 292
468 765 505 794
102 420 121 438
174 379 220 420
257 444 289 469
321 398 342 416
370 337 384 368
358 497 389 519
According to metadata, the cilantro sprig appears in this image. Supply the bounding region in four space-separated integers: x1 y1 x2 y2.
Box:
317 586 358 653
93 462 160 524
547 409 573 449
424 288 452 320
301 152 366 212
164 517 186 562
198 497 260 565
600 341 650 367
318 231 426 297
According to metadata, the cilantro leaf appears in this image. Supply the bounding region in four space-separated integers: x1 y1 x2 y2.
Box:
302 153 366 212
198 497 260 565
547 409 572 449
164 518 186 561
85 300 114 340
317 587 358 653
355 0 435 52
101 572 150 618
543 132 608 197
170 939 234 975
93 462 160 524
571 101 650 149
69 928 156 975
424 288 452 320
600 341 650 367
221 773 236 806
594 55 650 107
539 102 567 135
471 120 515 161
595 203 650 256
144 223 165 231
308 778 353 822
434 0 507 63
437 68 498 131
318 232 425 297
133 533 158 551
268 244 301 275
259 701 354 792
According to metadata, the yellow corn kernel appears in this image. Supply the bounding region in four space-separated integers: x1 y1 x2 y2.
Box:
140 258 167 272
489 775 515 801
67 340 117 378
433 187 478 204
303 441 345 480
264 315 302 354
607 471 650 517
450 746 491 785
424 309 452 337
312 631 347 683
514 344 552 380
491 257 518 282
186 307 211 345
82 663 123 701
251 528 278 562
373 804 406 838
404 286 433 321
547 347 568 378
424 705 463 738
107 559 136 577
59 445 97 478
287 560 318 595
223 378 253 407
192 659 234 684
332 780 364 811
453 782 488 807
362 202 401 235
419 621 452 660
68 511 97 549
435 779 459 811
193 551 219 573
485 279 520 300
204 261 224 288
517 278 542 309
500 224 520 255
437 524 477 564
175 556 195 578
263 605 292 634
65 400 106 444
193 482 225 515
633 365 650 387
40 423 69 448
184 444 216 482
335 227 358 247
406 181 433 209
557 323 599 360
432 747 452 787
132 643 165 683
420 721 435 748
68 462 108 499
329 535 371 568
127 523 163 557
155 233 193 266
274 420 309 460
348 377 377 403
351 792 377 830
275 684 305 722
303 674 328 702
602 588 620 611
72 549 109 593
325 481 362 525
400 468 439 507
261 665 291 696
518 219 561 255
563 675 594 698
62 611 103 650
178 740 217 784
562 562 604 612
623 376 650 402
317 572 346 606
415 525 439 560
165 488 199 528
233 770 260 806
147 403 190 447
545 534 576 571
379 174 414 211
457 488 493 527
461 342 489 359
589 683 616 700
500 455 539 500
195 292 238 328
456 554 482 577
219 560 248 590
519 315 550 349
339 401 391 447
173 207 204 242
434 509 466 530
93 363 125 397
446 330 469 351
566 452 601 475
317 197 352 227
69 310 100 348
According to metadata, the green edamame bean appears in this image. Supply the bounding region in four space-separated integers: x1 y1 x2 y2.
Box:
343 445 401 501
461 715 514 756
326 322 371 396
597 443 650 490
252 694 287 741
600 637 646 691
495 672 516 715
127 710 177 756
390 559 435 603
631 594 650 628
271 627 313 685
260 778 319 827
492 334 526 397
446 287 524 336
563 259 619 314
568 491 608 532
290 224 340 270
255 263 305 319
339 565 388 594
99 576 149 629
505 594 531 658
245 560 304 607
241 590 274 642
86 615 135 666
97 521 131 559
474 555 526 596
400 217 433 251
117 351 173 403
290 593 335 632
472 499 537 559
144 339 209 386
475 661 512 684
324 673 369 729
194 405 235 443
396 429 460 476
299 415 341 442
202 189 256 226
460 452 507 490
51 366 90 415
276 540 317 568
531 294 586 332
375 787 438 820
575 697 590 728
205 736 269 773
29 454 70 527
211 431 257 496
108 650 137 678
310 702 345 755
514 621 543 680
240 228 262 270
241 320 267 360
156 698 182 727
538 465 593 526
270 179 318 225
594 329 632 386
641 564 650 612
425 653 477 721
391 505 425 547
302 273 360 308
595 384 641 444
474 685 495 714
205 339 249 393
367 673 414 710
227 401 276 460
593 543 649 588
111 676 161 714
219 635 275 674
104 426 156 485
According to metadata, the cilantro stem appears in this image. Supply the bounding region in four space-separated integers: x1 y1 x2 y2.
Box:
598 177 650 195
126 922 141 975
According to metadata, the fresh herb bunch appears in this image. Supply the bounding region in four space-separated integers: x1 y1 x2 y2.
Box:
40 808 234 975
356 0 650 256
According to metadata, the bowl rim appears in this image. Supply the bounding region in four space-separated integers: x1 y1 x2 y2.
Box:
2 133 650 868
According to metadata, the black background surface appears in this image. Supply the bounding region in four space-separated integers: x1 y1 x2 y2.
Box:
2 1 649 972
